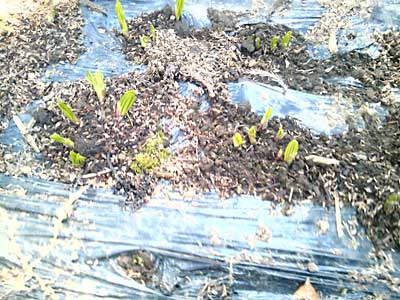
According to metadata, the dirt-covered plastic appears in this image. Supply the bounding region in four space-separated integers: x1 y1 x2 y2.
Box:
1 0 399 299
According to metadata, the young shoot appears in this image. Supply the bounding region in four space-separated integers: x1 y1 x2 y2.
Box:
117 90 137 117
86 70 105 101
276 148 283 160
69 150 86 166
280 31 292 48
140 35 150 48
248 126 257 145
255 36 262 50
47 6 56 23
260 107 273 126
284 139 299 165
130 131 170 173
232 132 243 148
150 23 156 40
384 193 399 214
175 0 185 21
115 0 128 35
50 133 74 148
57 100 79 124
275 127 284 141
270 36 279 51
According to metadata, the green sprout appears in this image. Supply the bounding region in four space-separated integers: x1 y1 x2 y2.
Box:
47 6 56 23
175 0 185 21
115 0 128 35
69 150 86 166
117 90 137 117
276 148 283 160
270 36 279 51
50 133 74 148
248 126 257 145
260 107 273 126
140 35 150 48
57 100 78 124
275 127 285 141
384 193 399 214
232 132 243 148
86 70 106 101
150 23 156 39
130 131 170 173
255 36 262 50
284 139 299 165
280 31 292 48
0 22 12 33
130 152 157 173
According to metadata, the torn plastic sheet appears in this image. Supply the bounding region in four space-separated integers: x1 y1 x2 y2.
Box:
0 175 399 299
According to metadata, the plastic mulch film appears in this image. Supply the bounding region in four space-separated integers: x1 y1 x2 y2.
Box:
1 0 400 299
1 174 399 299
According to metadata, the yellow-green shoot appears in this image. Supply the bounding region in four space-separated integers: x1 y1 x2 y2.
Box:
260 107 273 126
57 100 78 124
232 132 243 148
255 36 262 50
117 90 137 117
270 35 279 51
276 148 283 160
50 133 74 148
248 126 257 145
86 70 105 101
384 193 399 213
175 0 185 21
69 150 86 166
275 127 284 141
47 5 56 23
115 0 128 35
280 31 292 48
130 131 170 173
150 23 156 39
284 139 298 165
0 22 12 33
140 35 150 48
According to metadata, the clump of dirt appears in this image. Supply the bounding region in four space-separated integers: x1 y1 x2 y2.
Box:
198 278 232 299
0 0 84 128
117 250 157 285
117 250 185 295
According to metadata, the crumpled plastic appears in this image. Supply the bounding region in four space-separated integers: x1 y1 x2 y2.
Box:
1 1 399 299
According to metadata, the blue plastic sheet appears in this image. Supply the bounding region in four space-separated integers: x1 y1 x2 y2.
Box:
1 0 399 299
1 175 399 299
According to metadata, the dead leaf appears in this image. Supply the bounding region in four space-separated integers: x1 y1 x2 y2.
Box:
293 278 320 300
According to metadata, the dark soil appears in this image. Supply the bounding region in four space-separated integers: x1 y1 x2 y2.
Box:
117 250 233 298
0 2 84 128
117 250 157 285
115 5 400 249
1 4 399 252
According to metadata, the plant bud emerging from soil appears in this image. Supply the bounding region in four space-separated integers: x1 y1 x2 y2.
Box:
232 132 243 148
248 126 257 145
284 139 299 165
